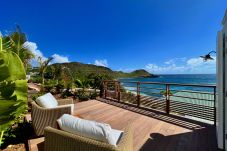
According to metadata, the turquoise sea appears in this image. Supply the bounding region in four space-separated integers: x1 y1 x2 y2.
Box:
119 74 216 124
119 74 216 95
119 74 216 84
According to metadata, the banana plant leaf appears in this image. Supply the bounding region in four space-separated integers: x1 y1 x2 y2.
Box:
0 49 27 136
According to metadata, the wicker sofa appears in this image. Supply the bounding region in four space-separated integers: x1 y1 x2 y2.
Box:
31 98 74 136
44 124 133 151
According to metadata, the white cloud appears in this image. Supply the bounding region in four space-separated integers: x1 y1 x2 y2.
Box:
145 63 186 74
23 41 46 60
165 57 186 65
23 41 70 66
23 41 47 66
145 56 216 74
186 57 216 67
51 54 69 64
94 59 108 67
186 58 203 67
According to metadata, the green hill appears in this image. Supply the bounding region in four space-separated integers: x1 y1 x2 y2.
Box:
50 62 157 79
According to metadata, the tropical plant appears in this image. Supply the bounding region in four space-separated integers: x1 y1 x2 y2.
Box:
61 67 74 89
38 57 53 85
2 121 33 149
75 90 90 101
0 35 27 147
2 25 34 70
55 82 64 94
30 76 42 83
86 73 112 96
61 85 73 99
75 79 90 91
52 64 62 84
90 92 98 99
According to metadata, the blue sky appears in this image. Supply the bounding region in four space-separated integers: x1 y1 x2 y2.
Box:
1 0 226 74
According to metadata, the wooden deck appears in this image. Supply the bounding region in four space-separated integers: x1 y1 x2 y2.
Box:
29 99 218 151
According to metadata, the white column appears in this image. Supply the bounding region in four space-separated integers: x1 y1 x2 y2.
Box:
217 30 224 149
217 10 227 150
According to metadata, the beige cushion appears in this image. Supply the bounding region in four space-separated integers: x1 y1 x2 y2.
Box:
36 93 58 108
57 114 119 146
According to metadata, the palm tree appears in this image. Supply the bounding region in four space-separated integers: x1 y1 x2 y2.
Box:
38 57 53 84
87 73 112 94
54 64 62 83
2 25 34 70
75 79 90 91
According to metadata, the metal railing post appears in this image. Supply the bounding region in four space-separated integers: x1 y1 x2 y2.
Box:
104 81 107 99
166 84 170 114
101 80 216 124
137 82 140 107
114 81 118 100
117 82 121 102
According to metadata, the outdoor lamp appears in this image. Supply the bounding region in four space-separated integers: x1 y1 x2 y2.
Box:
200 51 216 61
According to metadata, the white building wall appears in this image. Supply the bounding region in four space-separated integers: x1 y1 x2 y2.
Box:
217 10 227 150
217 31 223 149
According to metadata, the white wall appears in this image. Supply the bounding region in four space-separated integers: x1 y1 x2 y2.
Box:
217 30 223 149
217 10 227 150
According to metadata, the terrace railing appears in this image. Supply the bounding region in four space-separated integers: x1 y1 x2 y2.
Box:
102 80 216 125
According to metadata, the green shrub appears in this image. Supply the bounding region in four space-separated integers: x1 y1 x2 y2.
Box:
1 121 33 149
31 92 45 101
55 83 64 93
30 76 42 83
42 84 55 92
75 90 90 101
45 79 57 85
90 92 98 99
61 88 73 98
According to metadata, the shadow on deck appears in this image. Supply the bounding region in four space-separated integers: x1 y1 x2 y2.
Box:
97 98 211 130
140 127 217 151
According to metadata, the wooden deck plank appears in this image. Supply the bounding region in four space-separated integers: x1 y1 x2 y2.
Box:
74 100 218 151
29 99 218 151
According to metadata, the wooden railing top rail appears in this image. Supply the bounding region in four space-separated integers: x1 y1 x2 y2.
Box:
103 80 216 88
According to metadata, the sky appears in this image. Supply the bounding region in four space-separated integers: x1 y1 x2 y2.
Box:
1 0 226 74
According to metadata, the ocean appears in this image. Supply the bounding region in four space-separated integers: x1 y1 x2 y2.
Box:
119 74 216 85
119 74 216 96
118 74 216 124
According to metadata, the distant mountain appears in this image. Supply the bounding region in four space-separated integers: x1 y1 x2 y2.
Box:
50 62 158 79
114 69 157 78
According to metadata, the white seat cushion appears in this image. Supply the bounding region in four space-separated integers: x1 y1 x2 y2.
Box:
36 93 58 108
110 129 123 145
57 114 120 146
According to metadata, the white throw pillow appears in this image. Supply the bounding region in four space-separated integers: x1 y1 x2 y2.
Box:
36 93 58 108
57 114 118 146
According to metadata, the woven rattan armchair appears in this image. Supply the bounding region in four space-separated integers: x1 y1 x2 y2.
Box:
31 98 74 136
44 124 133 151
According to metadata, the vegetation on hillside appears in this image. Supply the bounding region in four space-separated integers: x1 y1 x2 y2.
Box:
46 62 156 79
